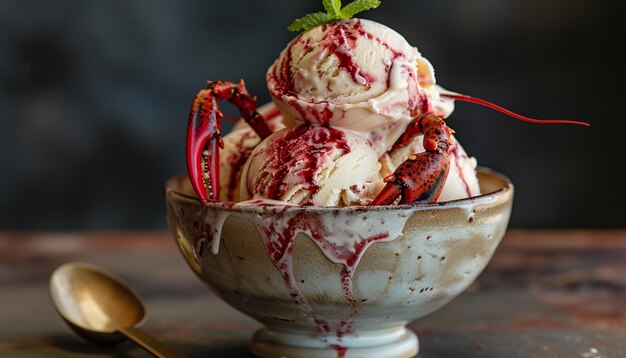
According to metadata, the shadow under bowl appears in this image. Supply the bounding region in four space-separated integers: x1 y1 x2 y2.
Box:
165 168 513 358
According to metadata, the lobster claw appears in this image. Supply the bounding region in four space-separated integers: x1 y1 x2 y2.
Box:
186 89 224 202
372 150 450 205
186 80 272 203
370 114 452 205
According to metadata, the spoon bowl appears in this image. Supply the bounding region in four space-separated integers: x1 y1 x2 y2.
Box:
50 262 183 357
50 262 146 344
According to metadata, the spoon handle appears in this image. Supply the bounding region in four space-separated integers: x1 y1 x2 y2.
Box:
119 327 184 358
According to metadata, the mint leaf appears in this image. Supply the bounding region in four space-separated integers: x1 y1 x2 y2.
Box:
323 0 343 18
288 12 332 32
288 0 382 32
340 0 381 19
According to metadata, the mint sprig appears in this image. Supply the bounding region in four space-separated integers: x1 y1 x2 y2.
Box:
288 0 382 32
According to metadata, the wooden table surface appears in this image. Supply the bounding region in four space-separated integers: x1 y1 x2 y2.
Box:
1 230 625 358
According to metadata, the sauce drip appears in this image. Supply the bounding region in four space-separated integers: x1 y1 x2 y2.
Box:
173 201 413 355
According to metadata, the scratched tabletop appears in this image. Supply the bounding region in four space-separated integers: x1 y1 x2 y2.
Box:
1 230 625 358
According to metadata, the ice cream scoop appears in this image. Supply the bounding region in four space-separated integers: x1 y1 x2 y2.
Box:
240 124 383 206
267 19 451 132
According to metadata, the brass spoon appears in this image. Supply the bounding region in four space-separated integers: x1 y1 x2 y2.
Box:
50 262 184 357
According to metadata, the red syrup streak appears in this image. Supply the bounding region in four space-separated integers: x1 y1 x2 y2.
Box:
250 208 403 345
331 344 348 358
442 92 589 127
251 125 350 204
309 223 391 338
335 234 391 339
251 210 392 335
287 98 312 125
180 202 414 356
255 212 331 333
320 21 378 85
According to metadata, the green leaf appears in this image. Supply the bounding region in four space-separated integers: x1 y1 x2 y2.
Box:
288 12 332 32
323 0 343 18
288 0 382 32
340 0 381 19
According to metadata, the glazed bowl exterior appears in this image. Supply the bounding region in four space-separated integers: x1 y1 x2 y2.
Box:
165 168 513 357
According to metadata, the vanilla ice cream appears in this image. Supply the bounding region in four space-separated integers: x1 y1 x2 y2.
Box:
240 125 383 206
226 19 479 206
267 18 454 154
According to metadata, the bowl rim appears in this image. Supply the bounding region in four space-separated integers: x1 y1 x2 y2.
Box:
165 167 513 214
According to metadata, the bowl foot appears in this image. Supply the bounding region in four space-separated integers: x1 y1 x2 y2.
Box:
251 326 418 358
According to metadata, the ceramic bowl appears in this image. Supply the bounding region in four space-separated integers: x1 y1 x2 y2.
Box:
165 168 513 358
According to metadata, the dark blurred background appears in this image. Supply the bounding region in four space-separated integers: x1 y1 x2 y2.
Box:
0 1 623 230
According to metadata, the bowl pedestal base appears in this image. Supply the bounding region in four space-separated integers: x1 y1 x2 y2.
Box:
251 326 418 358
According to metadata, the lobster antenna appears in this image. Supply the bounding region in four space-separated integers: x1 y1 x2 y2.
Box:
441 92 590 127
